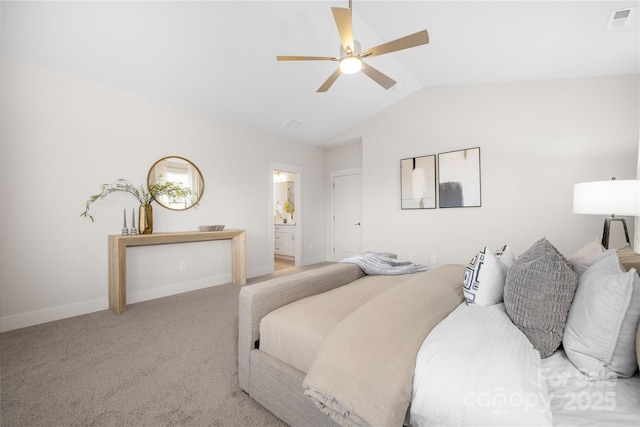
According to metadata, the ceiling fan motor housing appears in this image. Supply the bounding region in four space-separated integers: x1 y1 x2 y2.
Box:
340 40 361 57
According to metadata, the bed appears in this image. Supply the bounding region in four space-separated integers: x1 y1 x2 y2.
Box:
238 240 640 426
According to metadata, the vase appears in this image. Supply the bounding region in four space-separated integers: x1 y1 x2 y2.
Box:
139 204 153 234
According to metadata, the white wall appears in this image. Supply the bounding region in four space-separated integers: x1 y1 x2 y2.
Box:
324 139 363 172
0 57 326 331
331 75 640 265
2 59 637 332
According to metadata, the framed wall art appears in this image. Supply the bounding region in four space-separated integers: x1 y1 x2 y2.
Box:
400 154 436 209
438 147 481 208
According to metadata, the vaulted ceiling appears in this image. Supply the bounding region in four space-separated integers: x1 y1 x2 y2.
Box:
3 1 639 145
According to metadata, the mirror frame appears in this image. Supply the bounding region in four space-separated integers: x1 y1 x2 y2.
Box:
147 156 204 211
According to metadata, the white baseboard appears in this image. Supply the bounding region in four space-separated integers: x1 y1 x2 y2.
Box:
250 265 274 277
0 272 247 333
126 274 231 305
0 297 108 333
303 255 329 266
0 264 319 332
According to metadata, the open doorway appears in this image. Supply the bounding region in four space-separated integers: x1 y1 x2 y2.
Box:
271 164 302 271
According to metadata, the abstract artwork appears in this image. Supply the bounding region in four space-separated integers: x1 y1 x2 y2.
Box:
438 147 481 208
401 155 436 209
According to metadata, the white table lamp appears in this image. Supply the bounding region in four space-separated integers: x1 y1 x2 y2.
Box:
573 178 640 249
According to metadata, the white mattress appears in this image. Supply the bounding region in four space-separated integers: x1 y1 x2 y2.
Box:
542 349 640 426
259 273 412 373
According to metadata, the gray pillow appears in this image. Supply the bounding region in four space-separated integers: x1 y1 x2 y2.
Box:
563 250 640 378
504 238 579 358
568 239 605 275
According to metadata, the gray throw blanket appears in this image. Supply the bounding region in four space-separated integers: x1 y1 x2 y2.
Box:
341 252 433 275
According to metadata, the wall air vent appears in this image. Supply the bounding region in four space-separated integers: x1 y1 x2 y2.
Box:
607 7 637 29
281 117 306 132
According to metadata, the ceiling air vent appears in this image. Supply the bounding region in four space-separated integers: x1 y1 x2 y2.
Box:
281 117 306 132
607 7 636 29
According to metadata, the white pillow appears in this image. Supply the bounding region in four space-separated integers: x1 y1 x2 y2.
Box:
568 239 606 275
463 246 514 306
495 244 516 267
563 250 640 378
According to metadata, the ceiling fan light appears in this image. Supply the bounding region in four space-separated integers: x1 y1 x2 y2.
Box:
340 56 362 74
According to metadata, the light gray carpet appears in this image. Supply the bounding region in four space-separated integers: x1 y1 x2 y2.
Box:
0 266 328 427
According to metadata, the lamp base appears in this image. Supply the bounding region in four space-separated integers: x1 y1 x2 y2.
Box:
602 216 631 249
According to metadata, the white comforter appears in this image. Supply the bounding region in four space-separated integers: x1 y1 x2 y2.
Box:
542 349 640 427
411 303 553 426
411 302 640 426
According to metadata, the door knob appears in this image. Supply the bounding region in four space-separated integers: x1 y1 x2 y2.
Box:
354 222 361 226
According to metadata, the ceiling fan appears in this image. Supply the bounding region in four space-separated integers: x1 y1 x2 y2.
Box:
276 1 429 93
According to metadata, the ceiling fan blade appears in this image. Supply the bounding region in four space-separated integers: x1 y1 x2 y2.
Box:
277 55 337 61
363 30 429 58
360 62 396 90
317 68 342 93
331 7 354 52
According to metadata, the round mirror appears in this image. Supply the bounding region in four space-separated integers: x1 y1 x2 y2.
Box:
147 156 204 210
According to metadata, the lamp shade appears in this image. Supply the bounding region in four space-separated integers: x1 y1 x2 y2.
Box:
573 180 640 216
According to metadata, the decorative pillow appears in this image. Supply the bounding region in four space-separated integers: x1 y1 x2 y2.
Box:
568 239 605 275
495 244 516 268
503 237 579 358
563 250 640 378
617 246 640 274
463 246 514 306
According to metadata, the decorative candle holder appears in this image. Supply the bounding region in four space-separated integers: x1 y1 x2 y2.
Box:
129 208 137 235
122 209 129 236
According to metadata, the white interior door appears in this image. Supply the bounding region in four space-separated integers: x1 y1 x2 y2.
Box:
333 172 363 261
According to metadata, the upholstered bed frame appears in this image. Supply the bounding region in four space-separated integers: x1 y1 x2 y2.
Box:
238 263 364 426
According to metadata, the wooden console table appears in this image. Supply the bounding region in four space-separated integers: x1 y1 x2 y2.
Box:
108 229 246 314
